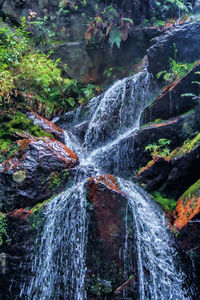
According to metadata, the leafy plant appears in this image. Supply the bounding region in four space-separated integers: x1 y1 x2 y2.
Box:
154 0 192 19
151 191 176 212
145 138 171 157
157 52 197 83
84 4 133 48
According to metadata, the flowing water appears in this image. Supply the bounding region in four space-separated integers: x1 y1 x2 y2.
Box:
118 179 197 300
20 69 198 299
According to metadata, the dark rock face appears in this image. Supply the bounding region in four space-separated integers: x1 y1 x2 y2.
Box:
85 175 137 298
0 137 78 212
175 215 200 274
135 156 171 191
141 62 200 124
0 210 34 300
26 111 65 143
147 21 200 76
135 144 200 199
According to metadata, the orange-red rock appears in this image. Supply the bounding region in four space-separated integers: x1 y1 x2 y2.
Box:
26 111 64 142
0 137 78 212
173 180 200 230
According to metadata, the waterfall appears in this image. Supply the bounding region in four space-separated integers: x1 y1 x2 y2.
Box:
20 68 198 299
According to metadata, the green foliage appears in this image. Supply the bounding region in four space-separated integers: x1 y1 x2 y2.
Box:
0 20 101 117
145 138 171 157
154 0 192 18
168 133 200 159
0 111 53 161
182 71 200 100
90 279 112 296
152 191 176 212
157 57 197 83
0 213 9 246
16 53 62 96
181 179 200 201
84 4 133 48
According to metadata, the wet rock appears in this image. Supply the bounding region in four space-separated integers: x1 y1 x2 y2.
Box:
7 208 31 220
0 137 78 212
1 209 34 300
147 21 200 76
26 111 65 143
141 62 200 124
85 174 137 298
135 144 200 199
175 214 200 274
143 26 166 40
173 179 200 230
134 156 171 191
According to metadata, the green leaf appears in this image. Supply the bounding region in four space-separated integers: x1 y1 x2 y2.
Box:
122 18 134 24
109 28 122 48
181 93 196 97
67 97 75 107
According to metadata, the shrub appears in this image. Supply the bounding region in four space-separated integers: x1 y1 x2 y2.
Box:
152 191 176 212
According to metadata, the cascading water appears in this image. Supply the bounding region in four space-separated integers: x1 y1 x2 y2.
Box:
20 68 198 299
20 181 89 300
118 179 197 300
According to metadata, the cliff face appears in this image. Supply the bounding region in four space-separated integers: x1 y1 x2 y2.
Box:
0 0 149 83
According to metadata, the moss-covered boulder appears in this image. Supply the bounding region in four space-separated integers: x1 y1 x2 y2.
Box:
173 180 200 274
173 179 200 230
0 137 78 212
26 111 64 143
135 133 200 199
141 61 200 124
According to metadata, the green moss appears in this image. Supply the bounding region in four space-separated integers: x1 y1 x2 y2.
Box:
0 213 9 246
0 111 53 162
47 169 69 192
181 179 200 201
168 133 200 159
27 198 53 233
151 191 176 212
90 279 112 296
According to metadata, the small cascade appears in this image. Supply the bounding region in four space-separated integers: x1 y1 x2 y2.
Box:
20 182 88 300
84 70 154 151
118 178 197 300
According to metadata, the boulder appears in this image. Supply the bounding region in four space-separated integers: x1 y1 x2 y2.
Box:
134 156 171 191
1 208 34 300
147 21 200 76
173 181 200 279
173 179 200 230
135 144 200 199
141 62 200 124
0 137 78 212
85 174 137 298
26 111 65 143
